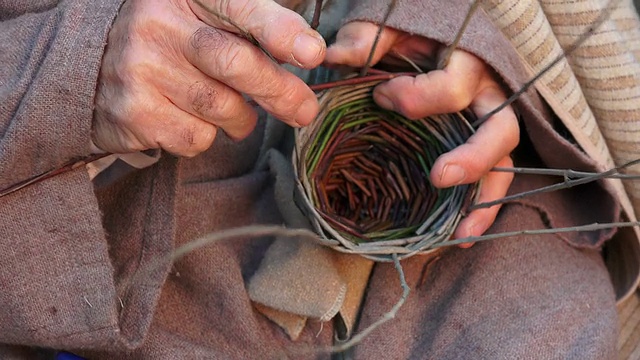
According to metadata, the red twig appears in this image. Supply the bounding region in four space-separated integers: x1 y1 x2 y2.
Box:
0 153 111 198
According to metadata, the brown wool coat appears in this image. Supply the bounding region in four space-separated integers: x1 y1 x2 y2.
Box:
0 0 637 357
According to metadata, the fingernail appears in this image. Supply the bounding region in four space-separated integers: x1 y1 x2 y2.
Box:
375 93 395 110
295 99 317 127
292 32 325 67
440 164 466 185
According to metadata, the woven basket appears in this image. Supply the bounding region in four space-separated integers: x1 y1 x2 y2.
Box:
293 77 480 261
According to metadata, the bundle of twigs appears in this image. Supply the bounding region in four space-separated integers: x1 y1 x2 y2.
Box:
293 76 478 261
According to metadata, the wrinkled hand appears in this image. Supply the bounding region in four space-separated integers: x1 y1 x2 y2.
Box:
326 22 519 245
93 0 326 156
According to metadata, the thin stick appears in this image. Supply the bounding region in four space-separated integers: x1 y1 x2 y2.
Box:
311 0 324 30
0 153 111 198
313 253 410 354
360 0 397 77
437 0 480 70
471 158 640 210
491 165 640 180
310 71 417 91
472 0 622 127
438 221 640 248
170 225 320 262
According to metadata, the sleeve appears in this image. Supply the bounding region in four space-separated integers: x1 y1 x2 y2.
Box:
0 0 163 351
0 0 125 190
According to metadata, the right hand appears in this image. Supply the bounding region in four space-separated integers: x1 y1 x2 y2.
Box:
326 23 519 244
92 0 326 156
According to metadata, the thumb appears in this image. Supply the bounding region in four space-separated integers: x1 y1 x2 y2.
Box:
326 21 401 67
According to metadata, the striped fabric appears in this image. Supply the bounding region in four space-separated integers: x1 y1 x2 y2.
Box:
481 0 640 226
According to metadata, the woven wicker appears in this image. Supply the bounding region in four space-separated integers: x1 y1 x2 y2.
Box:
293 77 480 261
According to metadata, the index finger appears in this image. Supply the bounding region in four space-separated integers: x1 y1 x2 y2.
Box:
182 25 319 127
189 0 326 68
430 85 519 188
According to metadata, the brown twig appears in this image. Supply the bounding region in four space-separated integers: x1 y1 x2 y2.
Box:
0 153 111 198
359 0 398 77
311 0 324 30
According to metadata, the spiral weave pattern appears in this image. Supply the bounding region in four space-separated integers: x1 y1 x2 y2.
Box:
294 78 478 261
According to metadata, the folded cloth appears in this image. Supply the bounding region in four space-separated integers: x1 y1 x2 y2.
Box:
248 237 374 340
249 136 375 340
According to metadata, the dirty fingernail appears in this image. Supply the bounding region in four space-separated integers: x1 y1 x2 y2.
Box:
441 164 466 185
292 32 325 67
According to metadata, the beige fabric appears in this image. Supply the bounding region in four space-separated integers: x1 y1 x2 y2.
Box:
481 0 640 298
86 151 160 180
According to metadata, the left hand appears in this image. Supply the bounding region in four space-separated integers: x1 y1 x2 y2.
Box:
325 22 519 246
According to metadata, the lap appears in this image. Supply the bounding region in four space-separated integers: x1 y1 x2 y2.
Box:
82 202 617 359
355 203 618 360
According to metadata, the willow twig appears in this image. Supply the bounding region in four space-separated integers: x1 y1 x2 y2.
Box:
471 158 640 210
171 225 319 261
360 0 397 77
437 0 480 70
122 225 322 302
311 254 410 354
0 153 111 198
310 71 417 91
311 0 324 30
492 165 640 180
438 221 640 248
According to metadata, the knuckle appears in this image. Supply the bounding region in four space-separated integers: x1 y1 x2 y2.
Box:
187 81 219 118
182 124 215 155
190 26 227 56
158 123 216 157
446 80 473 110
221 113 258 141
186 128 216 156
502 114 520 149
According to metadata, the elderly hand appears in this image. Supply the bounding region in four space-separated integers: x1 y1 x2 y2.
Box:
326 22 519 245
92 0 326 156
